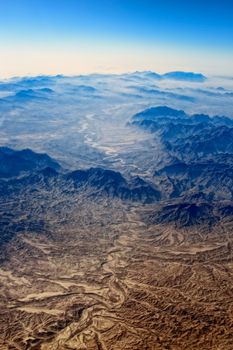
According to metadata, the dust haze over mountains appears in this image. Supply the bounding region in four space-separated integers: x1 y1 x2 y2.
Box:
0 71 233 171
1 71 233 349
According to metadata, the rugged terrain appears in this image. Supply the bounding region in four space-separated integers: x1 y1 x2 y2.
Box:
0 73 233 349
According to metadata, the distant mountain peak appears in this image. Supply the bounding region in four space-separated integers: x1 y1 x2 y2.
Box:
126 70 207 82
133 106 186 120
162 71 207 82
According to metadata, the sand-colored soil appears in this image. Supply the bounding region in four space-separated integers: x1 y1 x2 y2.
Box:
0 202 233 350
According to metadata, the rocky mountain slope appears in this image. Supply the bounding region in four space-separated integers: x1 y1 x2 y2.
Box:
131 106 233 228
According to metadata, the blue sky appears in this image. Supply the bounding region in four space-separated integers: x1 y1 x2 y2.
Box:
0 0 232 77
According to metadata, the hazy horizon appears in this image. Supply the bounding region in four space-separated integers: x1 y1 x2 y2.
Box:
0 0 233 78
0 69 232 82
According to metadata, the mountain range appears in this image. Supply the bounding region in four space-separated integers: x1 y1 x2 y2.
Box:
127 71 207 82
130 105 233 227
1 73 233 350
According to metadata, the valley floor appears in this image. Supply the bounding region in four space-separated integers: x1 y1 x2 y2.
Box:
0 201 233 350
